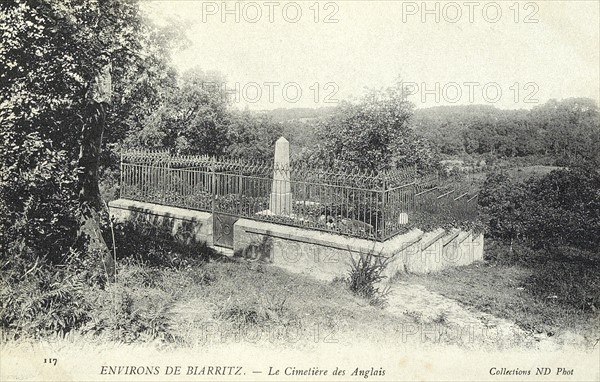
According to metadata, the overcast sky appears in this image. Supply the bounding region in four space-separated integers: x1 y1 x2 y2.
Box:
144 1 600 110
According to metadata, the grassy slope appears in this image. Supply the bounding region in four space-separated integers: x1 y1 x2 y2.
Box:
74 258 555 351
4 235 596 351
98 260 419 350
403 262 600 348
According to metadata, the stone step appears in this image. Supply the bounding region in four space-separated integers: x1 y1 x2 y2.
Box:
441 228 461 247
420 228 447 250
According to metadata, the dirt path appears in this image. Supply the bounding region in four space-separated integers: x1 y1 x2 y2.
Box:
385 281 569 351
165 267 565 351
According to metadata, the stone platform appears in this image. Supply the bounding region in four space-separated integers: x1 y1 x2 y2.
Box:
109 199 484 281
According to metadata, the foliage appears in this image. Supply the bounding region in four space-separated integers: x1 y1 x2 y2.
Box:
108 214 216 269
310 83 435 171
407 254 599 345
412 99 600 166
477 172 529 246
478 165 600 314
0 248 100 339
346 250 392 308
522 246 600 313
1 0 180 270
0 140 79 263
225 109 284 161
0 269 91 339
126 68 228 155
483 238 600 313
217 291 297 328
125 68 284 160
478 166 600 252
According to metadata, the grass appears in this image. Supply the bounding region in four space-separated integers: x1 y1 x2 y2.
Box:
0 258 412 349
1 254 544 350
121 260 411 349
403 251 600 349
4 209 597 352
78 248 591 350
506 165 561 181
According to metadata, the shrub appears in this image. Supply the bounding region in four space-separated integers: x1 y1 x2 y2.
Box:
216 287 298 328
0 137 79 265
479 166 600 253
346 250 392 308
524 166 600 251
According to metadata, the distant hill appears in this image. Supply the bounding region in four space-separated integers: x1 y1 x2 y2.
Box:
252 99 599 167
260 107 337 122
410 99 599 165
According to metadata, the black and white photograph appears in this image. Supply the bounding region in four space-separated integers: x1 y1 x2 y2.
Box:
1 0 599 381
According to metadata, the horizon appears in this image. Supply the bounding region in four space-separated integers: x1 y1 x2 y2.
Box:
248 96 599 115
144 1 600 111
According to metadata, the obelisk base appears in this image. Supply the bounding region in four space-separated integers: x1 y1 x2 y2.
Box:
269 192 293 215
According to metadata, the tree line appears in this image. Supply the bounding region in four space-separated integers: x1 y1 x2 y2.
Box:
411 100 600 166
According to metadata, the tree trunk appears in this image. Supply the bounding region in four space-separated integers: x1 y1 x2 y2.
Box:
77 100 115 282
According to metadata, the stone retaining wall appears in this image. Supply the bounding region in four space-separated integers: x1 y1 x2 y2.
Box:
233 219 484 280
109 199 484 281
108 199 213 246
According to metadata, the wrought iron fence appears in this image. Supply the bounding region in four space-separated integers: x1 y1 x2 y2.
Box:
120 150 480 241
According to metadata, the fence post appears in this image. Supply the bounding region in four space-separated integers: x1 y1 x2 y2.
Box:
238 161 243 216
211 156 217 214
379 172 387 241
269 137 292 215
161 154 169 204
412 169 418 213
119 150 124 199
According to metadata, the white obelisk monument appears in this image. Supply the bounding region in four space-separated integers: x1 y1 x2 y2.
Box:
269 137 292 215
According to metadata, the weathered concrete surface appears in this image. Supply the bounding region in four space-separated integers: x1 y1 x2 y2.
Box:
233 219 484 280
400 229 485 273
109 199 484 280
472 232 484 262
108 199 213 246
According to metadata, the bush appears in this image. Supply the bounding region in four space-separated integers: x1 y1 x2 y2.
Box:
215 286 299 329
480 167 600 315
346 251 392 308
1 135 79 265
479 166 600 253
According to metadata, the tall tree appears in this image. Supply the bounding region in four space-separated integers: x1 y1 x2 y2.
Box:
127 67 230 155
225 109 284 161
1 0 173 279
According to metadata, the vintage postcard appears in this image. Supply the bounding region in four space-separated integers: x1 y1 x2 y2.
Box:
1 0 599 381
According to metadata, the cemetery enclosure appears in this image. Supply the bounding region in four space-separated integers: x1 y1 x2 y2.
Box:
110 138 483 276
108 198 484 278
118 144 480 244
